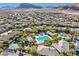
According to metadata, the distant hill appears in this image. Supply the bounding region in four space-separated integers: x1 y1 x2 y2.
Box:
16 3 42 9
70 3 79 10
61 3 79 10
0 3 77 9
16 3 72 9
33 3 71 8
1 6 16 9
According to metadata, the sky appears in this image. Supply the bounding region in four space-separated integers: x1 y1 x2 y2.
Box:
0 3 72 8
0 3 19 8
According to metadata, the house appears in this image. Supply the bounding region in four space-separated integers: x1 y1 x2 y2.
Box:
24 28 32 32
13 16 21 20
74 36 79 51
8 43 19 50
0 49 17 56
37 45 60 56
0 30 12 36
58 39 69 52
51 43 63 53
27 36 33 42
46 31 53 36
0 31 16 44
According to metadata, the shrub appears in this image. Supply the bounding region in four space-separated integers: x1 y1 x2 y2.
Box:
67 50 76 56
69 43 75 49
0 48 3 53
59 53 64 56
26 46 38 55
52 35 59 42
3 40 9 44
44 39 53 46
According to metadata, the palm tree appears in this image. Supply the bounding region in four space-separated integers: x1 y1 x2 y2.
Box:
32 27 38 33
44 39 53 46
64 27 70 33
51 35 59 42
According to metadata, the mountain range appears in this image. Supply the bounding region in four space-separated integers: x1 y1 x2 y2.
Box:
16 3 42 8
0 3 72 9
0 3 79 10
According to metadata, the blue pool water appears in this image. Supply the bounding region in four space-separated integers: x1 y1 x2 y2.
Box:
55 32 61 35
36 35 51 42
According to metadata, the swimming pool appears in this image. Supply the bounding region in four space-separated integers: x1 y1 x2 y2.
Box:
55 32 65 39
55 32 61 35
36 35 51 42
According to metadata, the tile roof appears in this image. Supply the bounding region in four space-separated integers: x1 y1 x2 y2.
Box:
0 31 16 44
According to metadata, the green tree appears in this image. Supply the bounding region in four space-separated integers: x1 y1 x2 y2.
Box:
29 41 36 46
0 48 3 53
30 34 36 39
64 27 70 33
26 46 38 55
3 40 10 44
59 52 64 56
19 36 26 44
42 25 48 31
44 39 53 46
66 38 72 42
32 27 38 33
69 43 75 49
0 44 3 48
52 35 59 42
67 51 76 56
